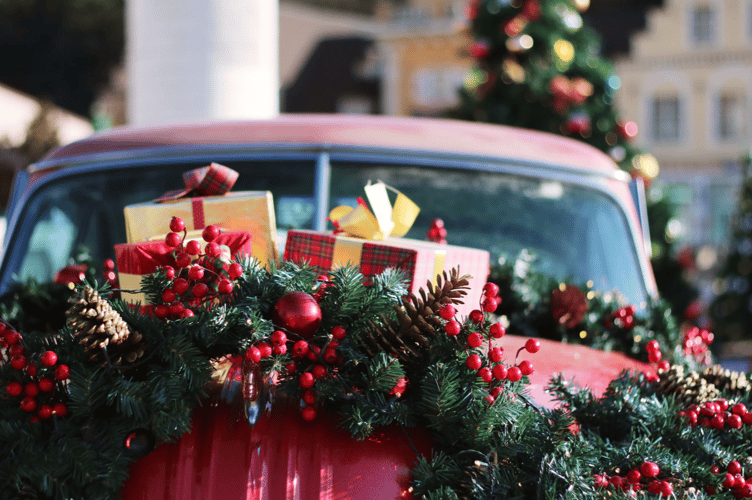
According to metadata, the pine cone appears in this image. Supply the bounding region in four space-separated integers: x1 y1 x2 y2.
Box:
654 364 719 406
701 365 751 396
66 286 145 366
12 485 37 500
361 269 471 363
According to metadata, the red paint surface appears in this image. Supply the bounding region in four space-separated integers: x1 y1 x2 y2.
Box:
121 336 650 499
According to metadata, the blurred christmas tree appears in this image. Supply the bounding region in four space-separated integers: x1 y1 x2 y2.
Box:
711 153 752 342
448 0 697 315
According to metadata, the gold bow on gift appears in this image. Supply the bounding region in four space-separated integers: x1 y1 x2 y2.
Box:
329 181 420 240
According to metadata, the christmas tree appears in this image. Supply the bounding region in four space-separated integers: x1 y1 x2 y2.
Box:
448 0 699 321
711 154 752 342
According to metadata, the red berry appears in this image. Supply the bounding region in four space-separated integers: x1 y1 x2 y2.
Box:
245 346 261 363
28 416 40 425
301 405 317 421
188 265 205 281
182 309 195 319
445 320 461 336
173 278 190 295
205 242 221 258
482 282 499 297
490 347 503 362
466 354 482 371
38 404 53 419
53 402 68 417
20 396 36 412
300 372 315 389
609 476 624 489
271 330 287 346
258 342 273 359
506 366 522 382
481 297 497 313
710 465 720 474
593 474 608 489
192 283 209 298
4 330 21 345
646 340 660 352
717 399 730 411
302 390 317 405
331 326 347 341
467 332 484 348
525 338 541 353
439 304 456 320
168 303 185 317
659 481 673 497
728 461 742 475
732 403 748 416
26 363 37 377
626 469 641 484
312 364 327 379
202 225 221 242
170 216 186 233
6 381 22 397
292 340 310 359
38 378 55 392
185 240 202 256
161 289 177 304
10 355 27 370
657 360 670 372
490 387 502 398
744 413 752 425
647 480 662 494
40 351 58 367
155 304 169 319
489 323 505 338
163 266 176 279
54 364 70 381
165 232 182 248
284 362 297 374
492 364 507 380
306 345 322 362
469 310 484 324
622 315 634 329
103 258 116 271
518 360 534 376
218 279 233 295
273 344 287 356
723 473 736 488
175 252 192 268
485 395 495 406
648 350 662 363
228 263 243 279
728 414 743 429
323 348 338 364
710 414 725 429
8 344 25 357
0 323 6 334
478 367 493 383
641 461 660 478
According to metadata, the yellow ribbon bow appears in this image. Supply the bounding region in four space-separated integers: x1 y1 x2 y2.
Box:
329 181 420 240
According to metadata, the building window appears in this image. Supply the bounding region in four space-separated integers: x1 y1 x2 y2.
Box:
652 96 681 142
692 5 714 43
719 92 747 141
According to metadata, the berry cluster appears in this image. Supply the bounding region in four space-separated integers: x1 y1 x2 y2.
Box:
426 218 448 244
605 305 637 330
102 258 118 288
2 322 70 422
312 274 334 303
155 217 241 320
646 339 663 364
683 326 714 366
713 460 752 497
443 282 538 406
678 399 752 430
593 461 674 497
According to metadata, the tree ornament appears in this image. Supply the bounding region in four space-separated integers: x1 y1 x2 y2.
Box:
439 304 456 320
518 360 534 375
299 372 315 389
37 404 53 419
38 377 55 392
550 284 588 328
492 364 507 380
218 279 233 295
24 382 39 397
490 322 505 338
124 428 157 457
65 286 145 366
363 269 470 363
272 291 322 339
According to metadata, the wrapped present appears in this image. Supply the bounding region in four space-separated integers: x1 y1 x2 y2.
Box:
123 163 278 268
284 230 489 316
115 231 252 306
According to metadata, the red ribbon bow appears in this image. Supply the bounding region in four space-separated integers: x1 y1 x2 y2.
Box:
155 163 239 202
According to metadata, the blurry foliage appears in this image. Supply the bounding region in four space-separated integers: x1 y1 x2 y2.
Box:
0 0 124 117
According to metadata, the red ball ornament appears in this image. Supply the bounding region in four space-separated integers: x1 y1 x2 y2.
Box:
518 360 534 376
490 347 503 363
302 390 317 405
323 348 338 364
490 322 505 338
218 279 233 295
482 282 499 297
481 296 497 313
272 292 322 340
188 265 205 281
648 350 662 363
161 289 177 304
155 305 169 319
728 461 742 475
331 325 347 341
272 344 287 356
469 309 484 324
4 329 21 345
40 350 58 367
168 303 185 317
8 344 25 357
492 364 507 380
312 364 328 380
550 285 588 329
205 242 221 258
163 266 176 280
202 225 221 242
170 216 186 233
192 283 209 299
291 340 309 359
173 278 190 295
478 367 493 383
54 364 70 381
26 363 38 377
646 340 660 353
257 342 273 359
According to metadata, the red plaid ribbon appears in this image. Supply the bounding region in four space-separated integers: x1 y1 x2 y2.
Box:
283 231 416 284
155 163 239 202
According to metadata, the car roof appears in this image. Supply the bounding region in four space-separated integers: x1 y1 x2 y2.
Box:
39 114 623 177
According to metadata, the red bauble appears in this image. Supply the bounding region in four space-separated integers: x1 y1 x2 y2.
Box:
10 355 27 371
331 326 347 341
175 252 192 268
218 279 233 295
550 285 588 329
38 404 53 419
518 360 534 376
272 292 322 340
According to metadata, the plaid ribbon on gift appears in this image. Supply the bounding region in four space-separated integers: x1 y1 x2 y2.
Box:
155 163 239 202
284 231 416 281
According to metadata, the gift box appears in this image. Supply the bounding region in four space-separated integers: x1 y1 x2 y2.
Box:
123 164 278 268
115 231 253 306
284 230 490 316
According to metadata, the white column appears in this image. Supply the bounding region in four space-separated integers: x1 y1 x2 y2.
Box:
127 0 279 126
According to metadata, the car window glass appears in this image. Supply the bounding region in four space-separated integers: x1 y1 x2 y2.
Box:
329 161 647 305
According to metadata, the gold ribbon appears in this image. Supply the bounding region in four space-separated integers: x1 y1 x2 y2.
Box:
329 181 420 240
